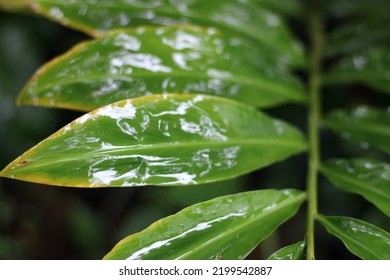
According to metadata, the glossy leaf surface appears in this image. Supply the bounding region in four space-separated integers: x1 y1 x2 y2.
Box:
324 48 390 95
267 241 305 260
104 189 306 259
27 0 305 67
18 27 306 111
317 215 390 260
324 106 390 154
0 94 306 187
321 159 390 217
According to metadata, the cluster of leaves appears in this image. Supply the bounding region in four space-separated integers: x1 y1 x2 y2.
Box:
0 0 389 259
317 0 390 259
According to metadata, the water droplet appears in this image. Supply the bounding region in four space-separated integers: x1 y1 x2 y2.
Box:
359 142 370 149
92 80 122 96
263 202 277 212
353 106 368 117
115 53 171 73
97 100 136 120
207 69 232 79
381 171 390 181
112 33 141 51
346 166 356 174
353 55 367 70
180 118 201 134
265 14 280 27
363 162 375 169
78 5 87 16
90 169 118 186
49 7 64 19
172 52 194 70
162 30 202 50
118 13 130 26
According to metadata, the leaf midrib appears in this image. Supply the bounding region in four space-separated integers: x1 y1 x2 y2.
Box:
8 138 306 173
327 121 390 137
28 70 303 101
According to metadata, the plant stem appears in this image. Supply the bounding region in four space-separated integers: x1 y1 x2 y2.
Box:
306 10 324 260
0 0 30 13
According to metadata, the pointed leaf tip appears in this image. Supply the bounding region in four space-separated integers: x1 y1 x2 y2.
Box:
268 240 306 260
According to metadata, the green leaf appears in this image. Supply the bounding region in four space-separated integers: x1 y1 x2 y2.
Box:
0 94 307 187
104 189 306 260
324 106 390 154
324 48 390 95
254 0 303 17
317 215 390 260
321 159 390 217
324 0 390 19
27 0 305 67
267 241 306 260
326 21 390 57
18 27 306 111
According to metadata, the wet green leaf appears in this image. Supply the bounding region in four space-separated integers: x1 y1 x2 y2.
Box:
104 189 306 260
324 48 390 95
0 94 306 187
18 27 306 111
317 215 390 260
27 0 305 67
267 240 305 260
321 159 390 217
326 21 390 57
324 0 390 19
324 106 390 154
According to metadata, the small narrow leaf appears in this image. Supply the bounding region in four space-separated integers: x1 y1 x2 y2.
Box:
324 48 390 95
321 158 390 217
324 106 390 154
1 94 306 187
104 189 306 260
27 0 305 67
317 215 390 260
18 27 306 111
267 241 306 260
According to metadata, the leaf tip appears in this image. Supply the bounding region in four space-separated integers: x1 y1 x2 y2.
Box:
0 166 13 179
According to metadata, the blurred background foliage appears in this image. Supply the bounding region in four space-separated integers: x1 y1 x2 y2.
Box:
0 2 389 259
